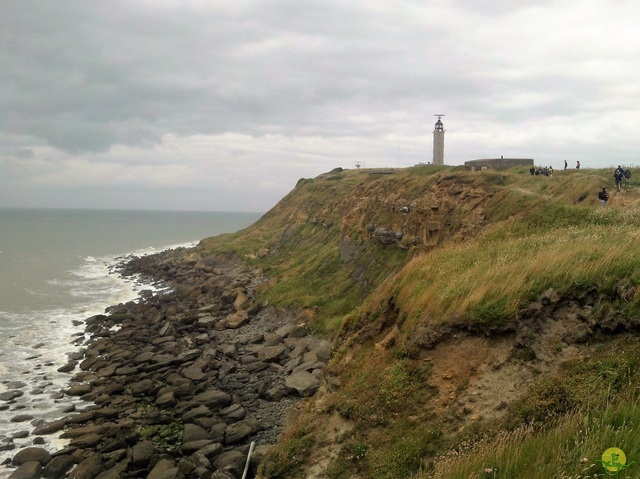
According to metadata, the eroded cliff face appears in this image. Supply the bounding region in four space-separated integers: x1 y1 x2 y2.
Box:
246 167 506 309
249 167 640 479
283 168 499 251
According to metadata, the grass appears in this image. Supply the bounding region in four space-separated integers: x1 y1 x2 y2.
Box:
194 165 640 478
417 340 640 479
351 210 640 342
421 400 640 479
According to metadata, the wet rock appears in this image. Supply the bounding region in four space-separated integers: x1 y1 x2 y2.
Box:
42 454 76 479
68 453 103 479
0 390 24 401
8 461 42 479
57 362 78 373
65 385 92 397
10 414 34 423
5 381 27 389
12 447 51 466
69 433 101 448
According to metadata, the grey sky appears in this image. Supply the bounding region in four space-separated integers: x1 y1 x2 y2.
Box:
1 0 639 212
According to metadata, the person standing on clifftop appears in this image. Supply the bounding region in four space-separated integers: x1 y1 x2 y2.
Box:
598 187 609 207
576 161 581 169
564 160 568 170
614 166 624 192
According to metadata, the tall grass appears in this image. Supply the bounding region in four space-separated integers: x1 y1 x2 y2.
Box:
421 398 640 479
386 213 640 332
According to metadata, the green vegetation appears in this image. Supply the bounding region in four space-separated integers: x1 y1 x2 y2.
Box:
421 339 640 479
196 165 640 478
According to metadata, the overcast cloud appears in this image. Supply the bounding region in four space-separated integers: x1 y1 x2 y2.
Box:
1 0 639 212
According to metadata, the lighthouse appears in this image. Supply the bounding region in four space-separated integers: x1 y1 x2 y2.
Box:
433 114 445 165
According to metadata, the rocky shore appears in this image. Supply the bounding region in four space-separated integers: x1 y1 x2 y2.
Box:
2 248 330 479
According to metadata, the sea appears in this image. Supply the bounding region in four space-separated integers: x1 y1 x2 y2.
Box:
0 208 262 473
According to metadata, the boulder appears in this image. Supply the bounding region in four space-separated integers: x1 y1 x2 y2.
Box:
13 447 51 466
225 311 249 329
131 440 155 468
212 450 245 477
233 291 250 312
1 389 25 401
69 433 101 448
258 345 285 363
147 458 185 479
156 391 176 408
183 424 211 443
8 461 42 479
192 390 231 410
285 370 321 397
224 419 261 445
42 454 75 479
68 453 103 479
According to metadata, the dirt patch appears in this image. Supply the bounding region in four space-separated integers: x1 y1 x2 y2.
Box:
304 411 355 479
421 290 602 431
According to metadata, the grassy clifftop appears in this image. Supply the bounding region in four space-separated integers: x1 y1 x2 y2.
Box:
199 165 640 478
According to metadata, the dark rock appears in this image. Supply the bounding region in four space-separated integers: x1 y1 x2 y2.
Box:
224 419 261 445
182 405 212 423
183 424 211 444
131 440 155 468
192 390 231 410
65 385 92 397
69 433 101 448
8 461 42 479
193 442 223 463
148 458 185 479
57 362 78 373
181 440 214 454
42 454 76 479
5 381 27 389
13 447 51 466
68 453 103 479
1 439 16 452
212 450 245 477
0 390 24 401
220 404 246 422
129 379 154 396
156 391 176 408
11 414 34 423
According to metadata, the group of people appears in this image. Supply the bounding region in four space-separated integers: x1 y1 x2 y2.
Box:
529 165 554 176
598 165 632 207
527 161 632 208
566 160 581 169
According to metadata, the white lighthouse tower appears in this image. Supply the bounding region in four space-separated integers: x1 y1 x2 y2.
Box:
433 114 445 165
